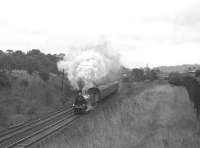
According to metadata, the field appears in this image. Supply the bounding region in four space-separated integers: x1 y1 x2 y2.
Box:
32 80 200 148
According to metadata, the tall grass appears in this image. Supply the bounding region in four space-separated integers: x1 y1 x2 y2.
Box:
34 81 200 148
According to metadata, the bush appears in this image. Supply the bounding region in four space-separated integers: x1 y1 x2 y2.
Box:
0 107 8 126
132 68 145 81
0 72 10 88
44 91 53 106
148 70 158 81
20 79 29 87
168 72 182 85
39 71 50 82
27 69 34 75
195 70 200 77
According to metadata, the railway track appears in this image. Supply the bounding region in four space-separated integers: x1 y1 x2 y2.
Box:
0 107 77 148
0 107 69 138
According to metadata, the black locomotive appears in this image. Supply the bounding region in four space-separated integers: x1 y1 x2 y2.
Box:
73 81 119 114
73 91 88 113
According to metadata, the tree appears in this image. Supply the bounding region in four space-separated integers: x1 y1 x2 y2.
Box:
149 69 158 81
187 67 192 72
195 70 200 77
0 71 10 88
39 71 50 82
25 57 39 75
132 68 145 81
14 50 25 56
0 49 64 75
47 54 61 63
6 49 14 55
168 72 182 85
27 49 43 56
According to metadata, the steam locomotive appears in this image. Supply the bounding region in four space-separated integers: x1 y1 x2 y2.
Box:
73 81 119 114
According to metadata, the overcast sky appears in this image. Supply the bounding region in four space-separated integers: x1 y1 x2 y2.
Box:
0 0 200 68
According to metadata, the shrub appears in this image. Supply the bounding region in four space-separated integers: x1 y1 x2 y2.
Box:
27 69 34 75
20 79 29 87
0 107 8 126
0 72 10 88
44 91 53 106
168 72 182 86
195 70 200 77
149 70 158 81
132 68 145 81
38 71 50 82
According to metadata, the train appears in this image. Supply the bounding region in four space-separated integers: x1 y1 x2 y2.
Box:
73 81 119 114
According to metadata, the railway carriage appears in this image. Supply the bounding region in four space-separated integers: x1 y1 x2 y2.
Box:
73 81 119 113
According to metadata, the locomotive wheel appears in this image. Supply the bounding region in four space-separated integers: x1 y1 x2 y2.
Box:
74 108 81 114
74 106 87 114
74 108 78 114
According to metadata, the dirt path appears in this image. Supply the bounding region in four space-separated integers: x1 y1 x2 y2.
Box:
132 84 200 148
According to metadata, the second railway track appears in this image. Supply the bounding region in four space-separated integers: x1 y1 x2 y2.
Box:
0 107 77 148
0 106 70 138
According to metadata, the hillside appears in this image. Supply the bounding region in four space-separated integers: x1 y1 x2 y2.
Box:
0 70 73 130
34 81 200 148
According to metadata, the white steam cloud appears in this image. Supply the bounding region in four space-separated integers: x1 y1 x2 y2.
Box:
58 42 121 90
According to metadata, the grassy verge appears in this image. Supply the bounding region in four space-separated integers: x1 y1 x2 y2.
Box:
33 81 200 148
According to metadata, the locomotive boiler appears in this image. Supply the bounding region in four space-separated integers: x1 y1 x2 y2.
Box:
73 81 119 113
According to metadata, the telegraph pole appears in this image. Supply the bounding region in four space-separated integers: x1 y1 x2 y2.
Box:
61 69 65 91
61 69 65 105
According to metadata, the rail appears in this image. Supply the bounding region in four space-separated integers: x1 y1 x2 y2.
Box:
0 107 77 148
0 107 70 138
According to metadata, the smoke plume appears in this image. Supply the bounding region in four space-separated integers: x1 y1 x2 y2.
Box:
58 42 121 90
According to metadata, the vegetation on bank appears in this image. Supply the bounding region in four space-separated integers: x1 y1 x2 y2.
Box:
120 66 159 82
0 49 74 129
0 49 65 77
168 73 200 120
0 70 74 129
34 81 200 148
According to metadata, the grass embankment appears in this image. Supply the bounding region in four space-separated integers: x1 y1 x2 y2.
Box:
33 81 200 148
0 70 73 130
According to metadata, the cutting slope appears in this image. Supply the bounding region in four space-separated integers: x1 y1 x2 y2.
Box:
34 82 200 148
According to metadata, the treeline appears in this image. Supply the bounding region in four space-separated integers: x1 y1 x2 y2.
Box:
121 66 159 82
0 49 64 74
